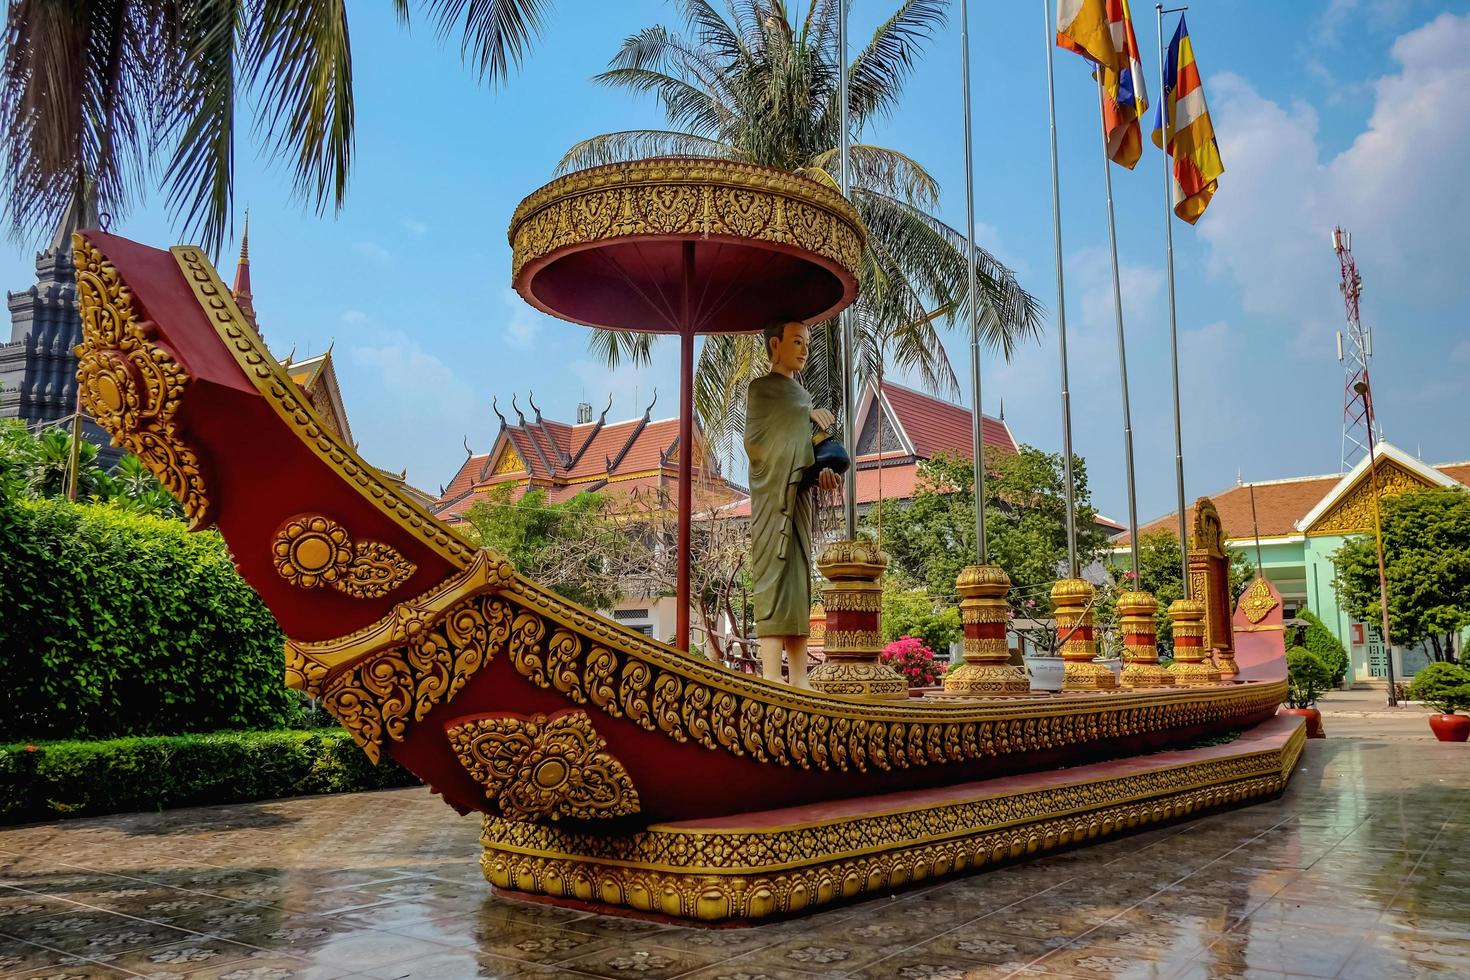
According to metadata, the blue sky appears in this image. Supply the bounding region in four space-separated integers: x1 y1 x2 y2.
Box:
5 0 1467 526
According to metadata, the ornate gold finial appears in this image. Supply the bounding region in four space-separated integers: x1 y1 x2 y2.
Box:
808 540 907 700
1053 578 1116 691
1240 577 1278 625
448 710 639 822
272 514 416 600
1167 598 1220 686
1118 591 1173 689
945 565 1029 696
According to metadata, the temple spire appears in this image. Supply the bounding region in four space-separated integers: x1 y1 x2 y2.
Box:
232 210 258 334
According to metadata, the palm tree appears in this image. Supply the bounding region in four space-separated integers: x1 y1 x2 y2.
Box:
563 0 1041 458
1 1 552 254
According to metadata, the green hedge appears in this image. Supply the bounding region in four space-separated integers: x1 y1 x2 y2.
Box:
0 494 290 740
0 729 419 824
1299 609 1350 686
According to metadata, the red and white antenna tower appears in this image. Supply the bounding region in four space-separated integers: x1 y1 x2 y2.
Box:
1334 227 1379 472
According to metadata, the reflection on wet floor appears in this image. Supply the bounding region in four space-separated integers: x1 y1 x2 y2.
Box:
2 736 1467 979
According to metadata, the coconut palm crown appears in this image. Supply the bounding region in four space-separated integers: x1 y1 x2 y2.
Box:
560 0 1043 458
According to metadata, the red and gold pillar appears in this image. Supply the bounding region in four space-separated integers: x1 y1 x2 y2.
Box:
1054 578 1115 691
808 540 907 701
945 565 1029 696
1118 591 1172 689
1166 598 1220 686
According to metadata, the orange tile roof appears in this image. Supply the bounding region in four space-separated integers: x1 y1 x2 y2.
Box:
878 382 1017 460
1114 461 1470 546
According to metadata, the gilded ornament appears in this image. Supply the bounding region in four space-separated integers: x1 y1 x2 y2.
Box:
1052 578 1116 691
272 514 416 599
1117 590 1172 690
479 723 1305 921
72 235 210 528
1306 464 1427 536
1240 577 1279 625
948 565 1027 696
1167 598 1220 686
448 710 639 822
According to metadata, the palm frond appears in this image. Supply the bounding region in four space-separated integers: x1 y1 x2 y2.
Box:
556 130 733 173
845 0 946 125
586 328 656 370
809 143 939 206
417 0 552 85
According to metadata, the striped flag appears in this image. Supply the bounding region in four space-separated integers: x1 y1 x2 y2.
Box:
1057 0 1120 70
1151 15 1224 223
1099 0 1149 169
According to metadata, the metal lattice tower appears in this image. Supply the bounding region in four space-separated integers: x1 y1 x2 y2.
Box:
1334 227 1378 472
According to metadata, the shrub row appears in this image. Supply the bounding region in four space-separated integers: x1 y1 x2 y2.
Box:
0 494 290 740
0 729 419 825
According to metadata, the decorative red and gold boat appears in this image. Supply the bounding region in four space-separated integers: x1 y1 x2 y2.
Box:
70 159 1300 924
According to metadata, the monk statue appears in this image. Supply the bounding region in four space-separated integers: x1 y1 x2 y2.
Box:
745 320 841 687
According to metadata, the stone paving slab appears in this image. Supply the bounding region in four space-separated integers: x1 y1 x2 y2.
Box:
1 736 1467 979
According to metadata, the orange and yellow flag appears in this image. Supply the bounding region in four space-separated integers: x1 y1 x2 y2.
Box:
1056 0 1121 71
1151 15 1223 222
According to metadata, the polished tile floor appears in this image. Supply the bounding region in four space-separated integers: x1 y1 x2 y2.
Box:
2 736 1467 979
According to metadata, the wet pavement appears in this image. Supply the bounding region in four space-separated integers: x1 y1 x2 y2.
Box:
2 734 1467 979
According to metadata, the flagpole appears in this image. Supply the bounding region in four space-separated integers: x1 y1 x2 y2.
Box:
1157 3 1190 593
838 0 857 540
1096 75 1141 579
961 0 987 564
1044 0 1080 578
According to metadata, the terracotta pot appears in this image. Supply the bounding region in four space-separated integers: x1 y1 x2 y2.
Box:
1279 706 1325 738
1428 712 1470 742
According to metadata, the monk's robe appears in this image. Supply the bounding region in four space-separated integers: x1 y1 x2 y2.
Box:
745 372 816 637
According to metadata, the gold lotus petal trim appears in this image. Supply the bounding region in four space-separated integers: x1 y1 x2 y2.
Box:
72 235 210 529
480 724 1305 921
448 710 639 822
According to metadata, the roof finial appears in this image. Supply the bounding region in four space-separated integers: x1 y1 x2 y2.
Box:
599 394 613 424
998 397 1004 421
231 208 258 334
463 436 473 457
527 390 542 421
511 394 527 426
491 396 508 430
644 388 658 420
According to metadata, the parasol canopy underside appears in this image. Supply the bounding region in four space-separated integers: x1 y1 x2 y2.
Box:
518 235 849 335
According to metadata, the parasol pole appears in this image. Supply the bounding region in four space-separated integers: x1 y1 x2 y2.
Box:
676 241 695 652
838 0 857 539
1043 0 1079 577
961 0 987 563
1158 3 1190 592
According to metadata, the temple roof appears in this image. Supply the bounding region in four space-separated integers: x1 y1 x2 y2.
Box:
859 381 1017 462
1114 444 1470 546
232 213 257 334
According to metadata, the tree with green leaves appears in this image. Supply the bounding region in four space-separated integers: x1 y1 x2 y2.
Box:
2 2 552 253
1331 488 1470 662
565 1 1041 458
872 447 1106 614
0 419 183 517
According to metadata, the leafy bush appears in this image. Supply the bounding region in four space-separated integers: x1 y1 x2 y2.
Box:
1286 646 1332 708
880 636 943 688
0 730 418 824
1298 609 1349 686
881 583 961 654
1406 661 1470 714
0 494 289 740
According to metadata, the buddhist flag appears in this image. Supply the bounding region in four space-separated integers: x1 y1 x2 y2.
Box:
1151 15 1223 223
1099 0 1149 169
1057 0 1120 70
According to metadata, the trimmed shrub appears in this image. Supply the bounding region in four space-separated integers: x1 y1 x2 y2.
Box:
1406 661 1470 714
1286 646 1332 708
1299 609 1350 686
0 730 418 824
0 494 289 740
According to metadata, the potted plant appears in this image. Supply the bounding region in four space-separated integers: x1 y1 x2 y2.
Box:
1282 647 1331 738
1406 662 1470 742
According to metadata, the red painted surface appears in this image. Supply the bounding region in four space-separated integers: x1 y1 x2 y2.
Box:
1278 707 1323 738
1428 713 1470 742
1231 577 1288 683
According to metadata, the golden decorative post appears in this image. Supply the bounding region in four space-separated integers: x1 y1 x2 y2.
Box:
945 565 1029 696
808 540 908 701
1054 578 1115 691
1212 639 1240 679
1118 591 1172 689
1166 598 1220 686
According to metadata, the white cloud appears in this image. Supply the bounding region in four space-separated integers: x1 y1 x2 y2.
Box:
352 241 392 265
1200 12 1470 350
402 219 429 237
501 288 547 350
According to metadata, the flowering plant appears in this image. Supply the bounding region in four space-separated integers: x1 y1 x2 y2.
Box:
880 635 943 688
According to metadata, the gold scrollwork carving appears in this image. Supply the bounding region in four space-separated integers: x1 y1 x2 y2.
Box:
71 235 210 528
273 514 416 599
1240 577 1279 625
480 724 1304 921
509 159 864 283
448 710 639 822
1307 464 1427 535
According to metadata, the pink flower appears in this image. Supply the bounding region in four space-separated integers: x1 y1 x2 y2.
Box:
1123 571 1137 580
24 744 37 752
